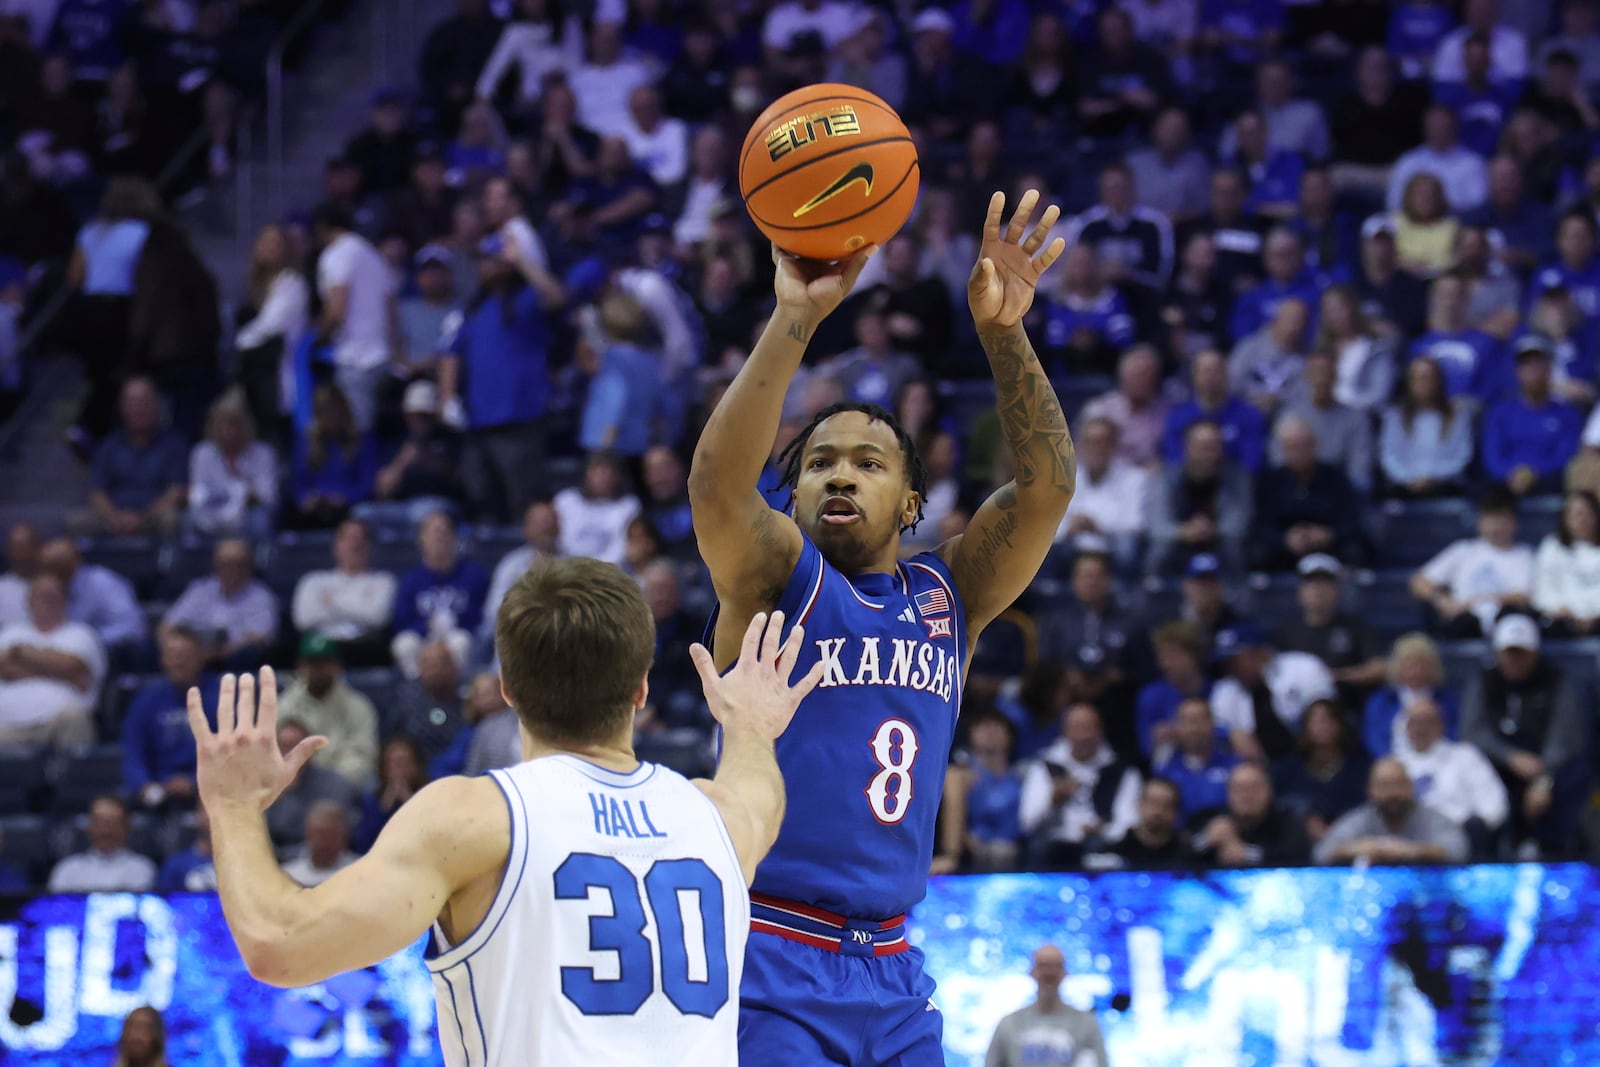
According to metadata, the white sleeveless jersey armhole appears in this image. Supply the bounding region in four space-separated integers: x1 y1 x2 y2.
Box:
427 756 747 1066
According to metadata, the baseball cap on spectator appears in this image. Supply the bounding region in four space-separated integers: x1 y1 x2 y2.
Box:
1360 214 1397 241
1297 553 1343 580
912 8 956 35
565 255 611 303
403 380 439 415
1213 622 1268 662
415 243 453 270
1515 333 1555 361
299 633 341 662
1492 614 1540 652
1186 553 1223 580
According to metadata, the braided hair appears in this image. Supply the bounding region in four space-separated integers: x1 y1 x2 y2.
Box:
776 401 929 532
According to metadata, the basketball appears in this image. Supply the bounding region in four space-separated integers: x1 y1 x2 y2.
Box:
739 84 920 262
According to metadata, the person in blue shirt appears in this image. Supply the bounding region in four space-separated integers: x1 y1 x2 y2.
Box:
1200 0 1284 71
1290 166 1358 278
354 737 430 853
441 233 550 524
1363 632 1461 757
1230 227 1323 342
83 375 189 537
390 509 490 675
288 383 380 529
1155 696 1241 823
1408 272 1505 401
1433 32 1522 157
1163 348 1268 471
1523 283 1600 406
1482 335 1586 496
1040 243 1134 377
48 0 134 83
1388 0 1456 79
1464 156 1554 273
578 292 661 458
1136 620 1213 760
949 0 1031 65
157 808 216 892
122 626 220 810
1228 111 1304 220
1528 212 1600 320
935 710 1024 874
555 136 660 250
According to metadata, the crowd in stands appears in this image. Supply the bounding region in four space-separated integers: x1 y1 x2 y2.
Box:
6 0 1600 897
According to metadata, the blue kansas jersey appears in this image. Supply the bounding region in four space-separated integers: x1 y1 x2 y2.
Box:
732 533 965 921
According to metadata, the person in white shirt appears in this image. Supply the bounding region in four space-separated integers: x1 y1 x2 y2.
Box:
281 800 358 887
568 20 653 138
0 574 104 748
620 84 687 189
1019 704 1142 868
1209 624 1336 763
1395 697 1508 857
1432 0 1529 84
312 204 395 433
1054 416 1149 571
187 388 279 539
473 0 584 109
290 518 397 658
47 795 157 894
235 223 309 425
1387 105 1490 214
1531 489 1600 635
482 499 561 645
1410 488 1535 637
554 454 641 565
480 176 563 307
672 126 732 250
0 521 40 627
762 0 860 57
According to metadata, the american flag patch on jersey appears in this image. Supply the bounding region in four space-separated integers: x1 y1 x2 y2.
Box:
914 588 950 618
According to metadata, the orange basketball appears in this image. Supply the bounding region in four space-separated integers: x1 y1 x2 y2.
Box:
739 84 920 261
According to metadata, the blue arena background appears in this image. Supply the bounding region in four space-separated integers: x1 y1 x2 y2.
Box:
3 865 1599 1065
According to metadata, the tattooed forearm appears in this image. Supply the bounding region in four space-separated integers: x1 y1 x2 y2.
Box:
786 320 810 342
970 508 1021 577
977 322 1077 498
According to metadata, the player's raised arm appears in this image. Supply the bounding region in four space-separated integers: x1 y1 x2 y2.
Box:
191 669 506 988
688 245 874 616
940 191 1077 640
689 610 822 884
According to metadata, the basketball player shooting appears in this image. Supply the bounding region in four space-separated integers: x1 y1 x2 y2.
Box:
187 558 824 1065
689 190 1075 1065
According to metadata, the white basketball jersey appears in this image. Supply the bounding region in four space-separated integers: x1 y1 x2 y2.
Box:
427 755 747 1066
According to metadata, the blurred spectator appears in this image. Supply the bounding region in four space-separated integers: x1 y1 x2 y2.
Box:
1038 549 1147 680
569 22 651 138
395 246 459 378
949 0 1031 66
126 217 222 443
110 1004 169 1067
1271 697 1371 843
554 452 640 564
0 149 76 267
482 499 559 638
235 224 310 435
0 522 40 625
1277 554 1386 704
661 20 729 121
1290 167 1356 278
936 710 1022 874
1018 703 1141 869
821 309 921 409
418 0 504 120
1076 8 1172 142
159 538 278 668
1462 613 1587 855
640 445 694 556
1161 231 1233 357
1408 273 1503 401
1039 245 1133 378
385 145 459 253
282 799 357 886
288 384 380 529
429 669 509 777
265 719 357 849
1482 335 1584 496
638 561 705 729
619 84 685 189
80 376 188 537
1276 348 1374 491
344 89 416 196
1540 1 1600 86
1231 228 1320 344
1524 284 1599 406
1434 32 1520 158
1387 105 1488 214
388 639 465 766
0 574 102 747
1162 349 1267 472
1465 155 1553 273
1352 215 1430 339
47 794 155 893
1004 12 1074 135
1389 0 1458 79
290 518 397 661
1532 490 1600 635
1379 356 1474 497
1148 419 1253 576
1155 696 1240 822
1081 345 1170 468
670 126 731 251
1531 212 1600 320
1364 633 1462 758
1252 416 1365 571
983 945 1108 1067
1135 620 1211 762
186 388 277 539
1102 776 1193 869
1125 106 1210 223
276 633 379 788
1431 0 1528 83
391 510 487 676
464 685 521 775
852 235 954 370
39 536 145 647
1229 298 1309 417
313 204 395 433
1314 757 1470 864
372 380 467 515
480 175 557 300
1249 56 1329 160
1193 762 1310 867
157 806 213 892
1198 0 1283 72
1411 488 1533 636
122 626 218 809
1392 173 1459 278
1396 696 1508 858
1210 623 1336 763
1330 49 1427 197
578 292 661 458
1052 417 1149 569
1225 110 1303 220
354 736 429 852
440 234 551 523
1456 225 1523 339
1064 162 1174 297
903 10 989 143
474 0 582 110
1502 106 1569 206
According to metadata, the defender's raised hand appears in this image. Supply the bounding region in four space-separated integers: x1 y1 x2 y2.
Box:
772 243 877 329
968 190 1066 328
188 667 327 813
690 610 822 741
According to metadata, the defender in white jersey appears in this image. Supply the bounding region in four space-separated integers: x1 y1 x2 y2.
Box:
187 558 821 1066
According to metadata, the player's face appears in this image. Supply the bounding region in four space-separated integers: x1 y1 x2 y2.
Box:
793 412 917 573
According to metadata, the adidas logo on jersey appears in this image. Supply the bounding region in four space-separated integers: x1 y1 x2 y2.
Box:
898 606 916 624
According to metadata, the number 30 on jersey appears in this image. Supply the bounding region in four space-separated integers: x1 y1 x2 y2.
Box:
864 718 920 825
